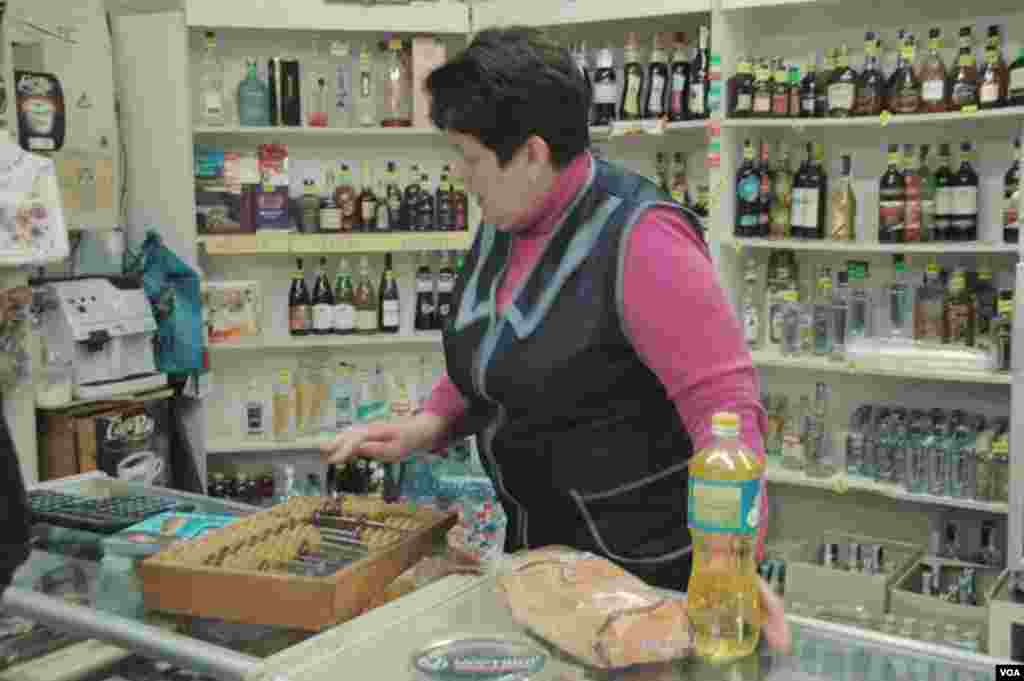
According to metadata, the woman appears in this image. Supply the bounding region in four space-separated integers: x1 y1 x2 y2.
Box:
322 26 784 643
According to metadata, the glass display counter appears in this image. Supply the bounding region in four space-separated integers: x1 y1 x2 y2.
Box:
1 473 1011 681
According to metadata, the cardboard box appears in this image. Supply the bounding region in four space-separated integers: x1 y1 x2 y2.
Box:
783 530 923 617
891 558 1002 651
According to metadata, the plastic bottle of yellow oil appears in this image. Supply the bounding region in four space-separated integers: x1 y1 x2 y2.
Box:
687 411 765 664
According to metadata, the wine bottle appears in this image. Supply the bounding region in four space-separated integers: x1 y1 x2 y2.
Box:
951 141 979 241
592 46 618 126
311 256 335 335
934 144 955 241
385 161 404 231
689 26 709 119
288 258 312 337
668 32 691 122
435 251 456 330
620 32 644 121
645 33 669 119
418 172 435 231
436 165 454 231
378 253 400 334
734 140 759 237
879 144 906 243
357 163 377 232
332 258 356 335
414 253 436 331
354 256 378 334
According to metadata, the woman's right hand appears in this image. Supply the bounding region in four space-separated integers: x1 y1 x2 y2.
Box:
319 412 449 466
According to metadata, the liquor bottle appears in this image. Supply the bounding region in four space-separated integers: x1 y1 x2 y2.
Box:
311 256 334 335
812 267 834 356
766 251 796 349
378 253 400 334
199 31 226 126
992 290 1014 371
903 144 922 242
973 266 998 355
356 43 376 127
592 47 618 126
301 179 321 233
417 172 436 231
645 33 669 119
452 173 469 231
944 268 974 347
354 256 378 334
787 66 802 117
374 175 391 231
950 27 979 111
811 145 828 238
668 33 691 121
735 140 759 237
670 152 692 207
757 141 773 237
332 258 356 335
742 259 761 349
879 145 906 243
769 145 793 239
829 154 856 240
920 28 948 113
846 261 871 341
288 258 311 337
620 32 644 121
575 42 592 125
730 55 754 118
913 260 945 343
380 38 412 127
1005 137 1022 243
689 26 709 119
979 25 1008 110
384 161 403 231
889 33 921 114
791 143 823 239
414 253 435 331
308 75 329 128
330 40 354 129
828 44 857 117
831 270 849 360
655 152 670 192
805 382 834 479
402 164 422 230
799 58 818 118
238 58 270 126
934 144 955 241
951 141 979 241
752 58 772 117
436 165 454 231
771 57 790 117
856 34 885 116
435 251 456 329
889 255 913 338
1010 47 1024 105
357 163 377 232
305 37 330 127
815 50 835 117
919 145 936 241
781 395 810 470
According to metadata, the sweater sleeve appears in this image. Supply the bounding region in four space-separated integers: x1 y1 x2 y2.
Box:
620 206 769 555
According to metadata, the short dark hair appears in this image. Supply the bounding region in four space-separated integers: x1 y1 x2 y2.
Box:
425 27 590 170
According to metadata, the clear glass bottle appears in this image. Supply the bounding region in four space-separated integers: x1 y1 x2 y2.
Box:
927 414 950 497
199 31 226 126
904 411 930 494
846 405 872 476
846 261 871 341
781 394 809 470
380 38 411 127
831 270 849 360
874 413 894 483
743 259 762 349
992 290 1014 372
780 288 802 356
306 37 330 127
330 40 355 129
356 43 377 127
238 58 270 127
812 267 834 356
769 144 793 238
888 255 913 338
805 382 835 479
354 255 378 334
913 261 945 343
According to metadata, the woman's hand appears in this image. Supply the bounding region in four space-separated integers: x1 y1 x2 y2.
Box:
320 412 449 466
759 576 792 655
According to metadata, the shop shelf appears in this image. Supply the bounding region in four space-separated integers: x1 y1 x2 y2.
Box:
207 332 443 352
721 106 1024 129
472 0 711 28
765 460 1009 514
730 238 1019 256
197 232 475 255
722 0 829 9
206 436 323 455
193 125 441 138
751 350 1012 385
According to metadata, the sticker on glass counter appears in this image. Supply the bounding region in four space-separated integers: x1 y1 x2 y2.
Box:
687 477 761 534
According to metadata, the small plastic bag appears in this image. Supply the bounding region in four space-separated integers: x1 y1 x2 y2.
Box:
496 547 693 669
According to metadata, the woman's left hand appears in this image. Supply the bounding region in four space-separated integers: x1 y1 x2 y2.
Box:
759 576 792 655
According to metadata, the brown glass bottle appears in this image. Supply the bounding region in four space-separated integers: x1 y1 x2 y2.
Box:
753 57 772 117
919 28 948 113
950 27 979 111
889 34 921 114
729 55 754 118
856 34 884 116
979 25 1008 110
771 57 790 117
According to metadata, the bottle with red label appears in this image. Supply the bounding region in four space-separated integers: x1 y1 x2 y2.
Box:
771 58 789 117
758 141 773 237
903 144 922 242
879 145 906 243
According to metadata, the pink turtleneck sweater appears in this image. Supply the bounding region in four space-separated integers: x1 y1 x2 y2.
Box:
424 152 768 549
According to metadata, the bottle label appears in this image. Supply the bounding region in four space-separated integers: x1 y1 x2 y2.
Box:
313 303 333 331
289 305 310 332
744 304 759 343
935 186 953 227
382 300 400 328
671 72 687 94
438 273 455 294
769 300 785 344
1004 189 1020 229
648 74 666 113
357 309 377 332
416 277 433 293
594 82 617 105
952 81 978 107
980 80 1000 104
828 82 855 111
952 186 978 226
904 175 922 241
689 83 705 114
362 201 375 221
623 72 642 116
791 187 819 229
687 477 761 534
801 94 815 114
879 197 905 237
1012 69 1024 94
204 91 224 117
753 92 771 113
735 92 752 112
245 402 265 435
920 78 944 103
771 92 788 115
333 303 355 331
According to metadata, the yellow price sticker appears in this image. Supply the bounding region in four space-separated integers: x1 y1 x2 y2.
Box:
203 235 226 254
278 369 292 383
733 240 745 254
961 104 979 114
879 110 892 127
832 477 849 494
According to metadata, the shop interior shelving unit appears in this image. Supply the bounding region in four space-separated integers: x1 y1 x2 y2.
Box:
108 0 1023 582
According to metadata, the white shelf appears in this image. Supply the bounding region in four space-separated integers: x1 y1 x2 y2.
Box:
722 0 831 9
473 0 710 28
208 332 443 352
193 125 441 138
722 106 1024 129
184 0 470 34
207 436 324 455
731 238 1020 256
751 350 1012 385
766 460 1008 514
197 232 475 255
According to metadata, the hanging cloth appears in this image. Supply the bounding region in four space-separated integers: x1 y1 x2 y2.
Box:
0 135 69 266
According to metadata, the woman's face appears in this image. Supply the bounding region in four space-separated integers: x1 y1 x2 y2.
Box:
447 132 544 230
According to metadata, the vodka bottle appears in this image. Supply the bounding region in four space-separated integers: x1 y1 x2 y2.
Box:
805 382 835 478
831 270 849 360
781 395 810 471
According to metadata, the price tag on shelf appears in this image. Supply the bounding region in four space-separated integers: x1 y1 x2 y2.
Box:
831 477 849 495
879 110 892 127
961 105 978 114
705 119 721 143
257 232 290 253
732 240 745 254
610 121 646 138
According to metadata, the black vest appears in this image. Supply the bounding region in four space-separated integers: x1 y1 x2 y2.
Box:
443 157 706 590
